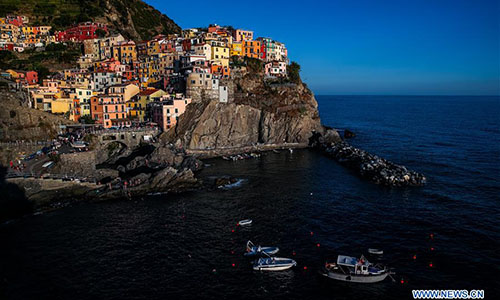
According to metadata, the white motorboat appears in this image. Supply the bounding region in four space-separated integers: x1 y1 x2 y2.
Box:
253 257 296 271
320 255 392 283
244 240 279 256
368 248 384 255
238 219 252 226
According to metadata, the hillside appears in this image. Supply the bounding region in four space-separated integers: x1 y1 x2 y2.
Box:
0 0 181 40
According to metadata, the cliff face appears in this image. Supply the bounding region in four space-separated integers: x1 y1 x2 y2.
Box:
165 73 323 154
0 90 73 143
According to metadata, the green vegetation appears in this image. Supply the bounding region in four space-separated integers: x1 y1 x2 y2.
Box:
287 61 301 84
0 0 106 30
230 56 264 74
0 44 80 82
0 0 181 40
79 115 95 124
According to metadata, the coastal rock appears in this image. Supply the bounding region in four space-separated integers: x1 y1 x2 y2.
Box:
313 135 426 186
164 73 323 155
214 176 238 187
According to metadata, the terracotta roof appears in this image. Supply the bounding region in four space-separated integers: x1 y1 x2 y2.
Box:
139 89 159 96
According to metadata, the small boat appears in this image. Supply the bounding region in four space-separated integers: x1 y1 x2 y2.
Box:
238 219 252 226
368 248 384 255
244 240 279 257
253 257 296 271
320 255 392 283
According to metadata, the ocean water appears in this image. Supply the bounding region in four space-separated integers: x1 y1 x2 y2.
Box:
1 96 499 299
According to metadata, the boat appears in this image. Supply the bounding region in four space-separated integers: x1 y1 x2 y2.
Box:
244 240 279 257
238 219 253 226
368 248 384 255
253 256 297 271
320 255 392 283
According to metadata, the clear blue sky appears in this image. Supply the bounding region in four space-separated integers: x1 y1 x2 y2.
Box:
145 0 499 95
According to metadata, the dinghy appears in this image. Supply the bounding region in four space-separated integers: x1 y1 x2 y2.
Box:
368 248 383 255
244 240 279 257
320 255 392 283
238 219 253 226
253 256 297 271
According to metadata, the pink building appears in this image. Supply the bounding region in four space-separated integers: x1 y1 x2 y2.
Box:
151 95 192 130
264 61 287 77
233 29 253 42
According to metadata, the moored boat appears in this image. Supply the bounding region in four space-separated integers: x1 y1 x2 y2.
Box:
253 257 297 271
238 219 252 226
320 255 392 283
368 248 384 255
244 240 279 256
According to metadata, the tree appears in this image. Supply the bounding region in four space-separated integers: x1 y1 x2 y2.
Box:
95 29 107 38
80 115 95 124
287 61 301 84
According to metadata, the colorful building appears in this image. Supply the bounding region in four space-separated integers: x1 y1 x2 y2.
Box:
90 94 129 128
264 61 287 77
243 40 261 59
58 22 108 42
151 95 192 130
230 41 243 57
112 41 137 64
233 29 253 42
127 88 167 122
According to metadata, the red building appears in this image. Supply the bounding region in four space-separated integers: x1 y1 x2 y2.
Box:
57 22 108 42
182 39 192 52
25 71 38 84
0 43 14 51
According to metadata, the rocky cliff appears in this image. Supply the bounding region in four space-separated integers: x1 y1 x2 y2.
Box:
0 90 73 142
164 73 323 156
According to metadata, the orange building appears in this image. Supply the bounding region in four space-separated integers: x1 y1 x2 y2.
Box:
243 40 261 59
211 64 230 78
90 94 130 128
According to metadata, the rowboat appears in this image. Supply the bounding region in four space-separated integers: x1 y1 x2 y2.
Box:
368 248 384 255
238 219 252 226
244 240 279 257
320 255 392 283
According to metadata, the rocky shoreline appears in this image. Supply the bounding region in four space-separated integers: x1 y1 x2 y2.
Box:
311 131 426 186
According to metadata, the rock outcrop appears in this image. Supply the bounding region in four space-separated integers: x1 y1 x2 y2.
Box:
165 73 323 156
311 131 426 186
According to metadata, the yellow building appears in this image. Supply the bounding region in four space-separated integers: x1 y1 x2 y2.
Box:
112 41 137 64
147 40 161 56
107 83 140 102
51 98 73 114
230 41 243 57
127 88 167 122
211 42 230 67
75 88 93 116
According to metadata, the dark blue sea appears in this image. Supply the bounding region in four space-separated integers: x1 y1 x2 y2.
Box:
1 95 499 299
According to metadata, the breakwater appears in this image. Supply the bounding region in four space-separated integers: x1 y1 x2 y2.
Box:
311 130 426 186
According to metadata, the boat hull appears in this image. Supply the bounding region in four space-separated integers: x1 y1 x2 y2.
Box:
244 247 279 256
253 258 296 271
321 270 389 283
253 264 295 271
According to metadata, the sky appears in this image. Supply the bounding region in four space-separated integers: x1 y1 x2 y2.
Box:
145 0 499 95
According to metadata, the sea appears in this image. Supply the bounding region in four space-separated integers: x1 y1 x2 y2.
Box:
1 95 499 300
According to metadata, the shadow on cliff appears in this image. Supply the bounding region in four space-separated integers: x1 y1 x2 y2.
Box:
0 166 32 223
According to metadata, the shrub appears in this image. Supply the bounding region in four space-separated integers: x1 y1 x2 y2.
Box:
287 61 301 84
